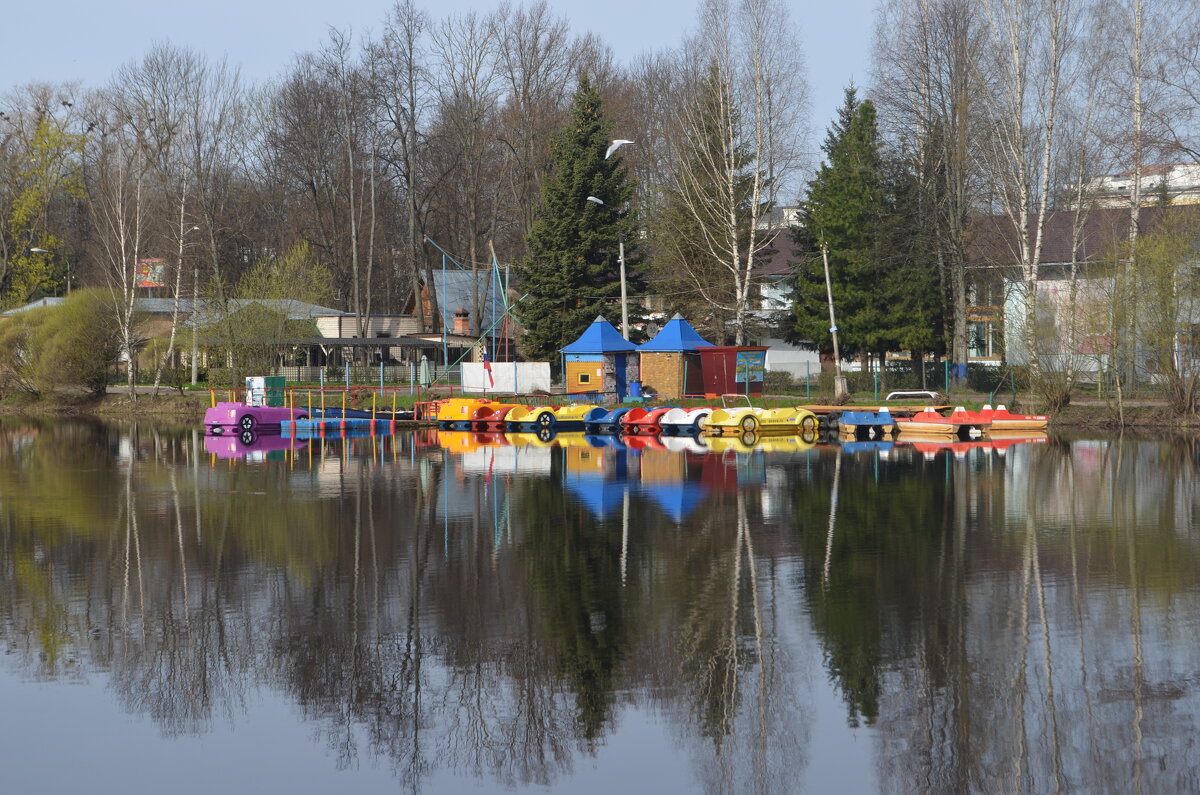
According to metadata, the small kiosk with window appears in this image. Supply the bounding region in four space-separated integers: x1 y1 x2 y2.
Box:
560 316 638 401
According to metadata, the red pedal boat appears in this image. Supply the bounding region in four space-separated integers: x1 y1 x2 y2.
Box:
894 406 991 438
620 406 676 435
980 404 1049 432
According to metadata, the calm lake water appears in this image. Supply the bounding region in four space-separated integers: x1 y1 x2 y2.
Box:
1 420 1198 794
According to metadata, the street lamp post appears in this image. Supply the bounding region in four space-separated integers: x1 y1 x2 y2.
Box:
29 248 69 295
181 226 200 385
821 242 848 400
587 196 632 341
618 234 628 341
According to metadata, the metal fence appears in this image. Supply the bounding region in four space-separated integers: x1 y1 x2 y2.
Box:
211 364 462 387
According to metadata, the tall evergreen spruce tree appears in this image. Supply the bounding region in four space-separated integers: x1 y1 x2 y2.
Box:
516 77 638 363
790 87 884 362
790 86 942 377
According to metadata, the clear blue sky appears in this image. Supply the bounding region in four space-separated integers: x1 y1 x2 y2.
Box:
4 0 874 155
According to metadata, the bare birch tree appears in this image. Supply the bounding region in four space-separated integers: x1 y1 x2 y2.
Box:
493 1 576 244
978 0 1078 403
873 0 984 385
430 11 501 337
373 0 438 331
84 108 152 398
664 0 809 345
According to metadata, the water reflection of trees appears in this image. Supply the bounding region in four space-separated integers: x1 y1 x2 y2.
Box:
2 424 1200 791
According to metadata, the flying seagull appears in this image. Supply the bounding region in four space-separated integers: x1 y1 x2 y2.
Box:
586 196 604 205
605 139 634 159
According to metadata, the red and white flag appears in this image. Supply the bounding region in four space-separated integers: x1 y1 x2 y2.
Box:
483 348 494 388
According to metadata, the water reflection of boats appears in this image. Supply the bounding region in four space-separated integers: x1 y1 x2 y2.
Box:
438 431 510 453
840 439 895 455
621 434 666 452
896 435 992 460
704 431 763 453
987 431 1050 453
204 431 308 460
752 431 820 453
503 430 557 447
894 431 1049 459
659 435 710 454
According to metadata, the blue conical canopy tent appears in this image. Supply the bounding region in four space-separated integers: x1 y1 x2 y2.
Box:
639 313 713 352
560 316 637 353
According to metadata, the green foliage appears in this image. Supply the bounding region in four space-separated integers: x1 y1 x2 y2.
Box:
200 242 332 380
1127 210 1200 412
516 77 640 362
0 308 42 395
1 117 86 307
789 88 943 363
236 241 334 306
0 289 123 397
517 475 629 741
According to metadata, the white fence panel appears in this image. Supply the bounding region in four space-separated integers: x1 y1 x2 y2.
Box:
461 362 551 393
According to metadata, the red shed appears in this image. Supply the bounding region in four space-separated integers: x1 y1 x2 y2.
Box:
697 346 767 397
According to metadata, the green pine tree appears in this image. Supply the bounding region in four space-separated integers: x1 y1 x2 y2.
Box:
875 154 944 370
789 87 943 378
515 77 639 363
790 87 884 362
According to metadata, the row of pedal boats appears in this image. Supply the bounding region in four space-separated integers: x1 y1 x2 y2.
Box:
433 398 1047 438
434 398 818 436
838 405 1048 438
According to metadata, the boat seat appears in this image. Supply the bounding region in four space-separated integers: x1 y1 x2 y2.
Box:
886 390 938 401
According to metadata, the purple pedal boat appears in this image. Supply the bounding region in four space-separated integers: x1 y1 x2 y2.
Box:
204 402 308 435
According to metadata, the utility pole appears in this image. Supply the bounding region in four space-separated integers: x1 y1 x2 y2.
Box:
619 234 629 340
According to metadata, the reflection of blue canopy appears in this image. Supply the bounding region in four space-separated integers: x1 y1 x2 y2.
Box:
561 316 637 353
642 481 708 523
639 313 713 352
565 475 629 518
842 441 895 454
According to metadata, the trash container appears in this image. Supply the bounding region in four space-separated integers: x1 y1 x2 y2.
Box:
245 376 286 407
